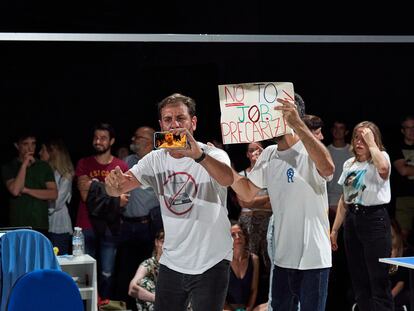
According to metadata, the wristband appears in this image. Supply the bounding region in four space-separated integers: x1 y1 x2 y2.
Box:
194 149 206 163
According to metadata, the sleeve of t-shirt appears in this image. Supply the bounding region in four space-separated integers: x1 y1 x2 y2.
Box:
204 144 231 167
338 157 354 186
129 152 156 189
373 151 391 182
75 158 88 178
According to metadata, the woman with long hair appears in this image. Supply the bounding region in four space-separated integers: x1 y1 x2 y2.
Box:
224 222 260 311
39 138 74 254
331 121 393 310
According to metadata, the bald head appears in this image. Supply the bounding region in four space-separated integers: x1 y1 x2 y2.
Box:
130 126 155 157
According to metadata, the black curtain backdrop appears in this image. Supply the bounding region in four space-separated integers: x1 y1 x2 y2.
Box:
1 41 413 168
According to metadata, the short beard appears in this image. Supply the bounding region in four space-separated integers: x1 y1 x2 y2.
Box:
94 145 110 155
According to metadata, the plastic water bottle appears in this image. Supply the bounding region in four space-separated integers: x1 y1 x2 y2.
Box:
72 227 85 256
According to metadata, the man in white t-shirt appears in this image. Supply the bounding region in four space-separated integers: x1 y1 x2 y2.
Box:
105 93 233 311
231 94 334 311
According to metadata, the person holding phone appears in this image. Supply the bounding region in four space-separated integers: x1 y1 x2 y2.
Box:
105 93 234 311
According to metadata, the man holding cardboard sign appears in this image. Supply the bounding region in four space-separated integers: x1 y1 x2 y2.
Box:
230 89 334 311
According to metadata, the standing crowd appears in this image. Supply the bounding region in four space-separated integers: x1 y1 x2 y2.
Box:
2 92 414 311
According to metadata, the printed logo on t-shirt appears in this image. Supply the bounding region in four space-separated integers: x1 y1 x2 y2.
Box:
402 149 414 180
287 167 294 183
162 172 198 215
344 170 367 204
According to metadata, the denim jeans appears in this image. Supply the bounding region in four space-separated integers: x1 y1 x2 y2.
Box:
155 260 230 311
271 265 330 311
344 207 393 311
84 227 119 299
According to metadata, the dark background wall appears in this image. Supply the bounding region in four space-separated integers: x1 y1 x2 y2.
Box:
1 41 413 167
1 2 414 223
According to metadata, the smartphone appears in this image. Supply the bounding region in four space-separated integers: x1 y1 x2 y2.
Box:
154 131 188 150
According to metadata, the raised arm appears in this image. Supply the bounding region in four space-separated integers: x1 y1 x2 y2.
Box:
237 194 271 210
231 169 261 202
276 98 334 178
6 152 34 196
196 151 234 187
362 128 390 180
105 166 141 197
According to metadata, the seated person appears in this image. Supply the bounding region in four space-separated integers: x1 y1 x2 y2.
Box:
128 229 164 311
224 222 259 311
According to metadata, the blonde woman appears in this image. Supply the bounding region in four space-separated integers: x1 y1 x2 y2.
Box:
331 121 393 311
39 138 74 254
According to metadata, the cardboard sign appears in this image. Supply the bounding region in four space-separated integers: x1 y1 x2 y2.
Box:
219 82 294 144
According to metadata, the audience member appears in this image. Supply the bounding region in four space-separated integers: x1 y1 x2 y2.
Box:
129 229 165 311
390 115 414 243
237 142 271 304
331 121 393 310
303 114 324 141
325 119 353 311
326 119 352 221
76 122 129 299
116 145 130 160
232 94 334 311
105 93 234 311
115 126 161 311
224 222 259 311
39 138 74 255
1 130 57 235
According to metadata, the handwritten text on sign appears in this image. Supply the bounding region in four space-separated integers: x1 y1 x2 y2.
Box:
219 82 294 144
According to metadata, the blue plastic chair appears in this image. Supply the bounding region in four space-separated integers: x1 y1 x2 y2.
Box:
6 269 83 311
0 229 60 311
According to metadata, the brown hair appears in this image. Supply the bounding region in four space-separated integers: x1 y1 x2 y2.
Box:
303 114 324 131
350 121 385 156
45 138 74 179
157 93 196 119
230 220 250 248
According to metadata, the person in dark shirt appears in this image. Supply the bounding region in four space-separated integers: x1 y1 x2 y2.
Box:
224 222 259 311
1 130 57 235
390 115 414 243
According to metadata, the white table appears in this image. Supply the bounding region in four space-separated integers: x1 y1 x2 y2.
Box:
379 256 414 311
57 254 98 311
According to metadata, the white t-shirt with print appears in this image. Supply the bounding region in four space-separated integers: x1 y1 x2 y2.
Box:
338 151 391 206
129 143 233 274
248 141 331 270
